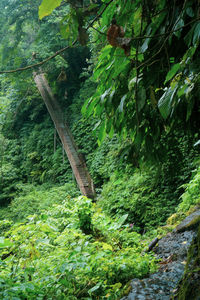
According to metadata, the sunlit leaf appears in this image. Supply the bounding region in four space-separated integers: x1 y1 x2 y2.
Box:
101 88 111 104
86 98 100 117
194 140 200 147
102 242 113 251
117 214 129 226
128 77 137 90
118 95 127 113
108 125 115 138
98 120 106 143
39 0 62 19
164 63 180 84
0 237 13 248
81 97 91 115
88 283 101 294
140 37 150 53
174 19 184 38
158 87 177 119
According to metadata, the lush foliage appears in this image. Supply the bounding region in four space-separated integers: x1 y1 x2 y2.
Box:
178 164 200 213
0 194 156 299
81 0 200 161
0 0 199 298
0 183 80 222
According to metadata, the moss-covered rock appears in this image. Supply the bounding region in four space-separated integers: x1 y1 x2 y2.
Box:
175 210 200 233
175 224 200 300
167 213 184 226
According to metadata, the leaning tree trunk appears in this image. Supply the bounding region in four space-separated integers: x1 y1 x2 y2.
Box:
33 70 95 199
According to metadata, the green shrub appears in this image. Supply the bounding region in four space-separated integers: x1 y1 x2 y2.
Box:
0 196 157 299
178 165 200 213
0 163 20 205
98 169 178 231
0 183 80 222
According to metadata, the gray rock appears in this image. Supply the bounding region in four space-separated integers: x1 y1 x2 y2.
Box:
175 210 200 232
121 214 198 299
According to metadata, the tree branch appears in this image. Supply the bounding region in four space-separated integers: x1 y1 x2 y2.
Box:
0 42 77 74
0 0 114 75
0 1 198 75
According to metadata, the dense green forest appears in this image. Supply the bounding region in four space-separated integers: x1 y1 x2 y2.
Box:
0 0 199 299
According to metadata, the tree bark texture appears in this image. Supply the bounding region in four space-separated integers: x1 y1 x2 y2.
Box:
33 70 95 199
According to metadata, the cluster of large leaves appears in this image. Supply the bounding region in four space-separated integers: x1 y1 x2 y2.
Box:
80 0 200 158
0 195 156 299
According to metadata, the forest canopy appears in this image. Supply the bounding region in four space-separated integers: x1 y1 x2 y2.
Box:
0 0 199 160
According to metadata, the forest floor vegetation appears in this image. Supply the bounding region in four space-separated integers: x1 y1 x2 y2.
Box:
0 164 199 299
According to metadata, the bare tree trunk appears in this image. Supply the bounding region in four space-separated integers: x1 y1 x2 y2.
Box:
33 70 95 199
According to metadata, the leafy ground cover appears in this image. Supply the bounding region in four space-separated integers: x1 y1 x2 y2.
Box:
0 193 157 300
0 183 80 222
167 164 200 226
0 158 199 300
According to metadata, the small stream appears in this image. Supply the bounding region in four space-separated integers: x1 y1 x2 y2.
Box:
121 210 200 300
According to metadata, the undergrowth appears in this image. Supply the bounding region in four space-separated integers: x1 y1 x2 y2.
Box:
178 165 200 213
0 183 80 222
166 164 200 226
0 191 157 299
98 168 179 232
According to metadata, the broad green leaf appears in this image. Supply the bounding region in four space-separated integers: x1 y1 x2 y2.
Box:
158 90 170 119
117 214 129 227
140 38 150 53
109 214 129 230
118 95 127 113
0 237 13 248
81 97 91 115
98 120 106 143
138 87 146 111
93 120 101 132
85 97 99 117
194 140 200 147
193 22 200 45
186 7 194 17
106 60 115 71
164 63 180 84
39 0 62 19
177 84 187 98
158 87 177 119
174 19 184 38
88 283 101 294
182 45 198 63
112 58 129 78
98 45 113 61
93 61 110 80
101 88 111 104
95 103 104 116
108 125 115 139
128 77 137 90
113 282 122 290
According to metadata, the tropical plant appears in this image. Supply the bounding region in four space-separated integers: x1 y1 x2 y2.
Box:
0 195 157 299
